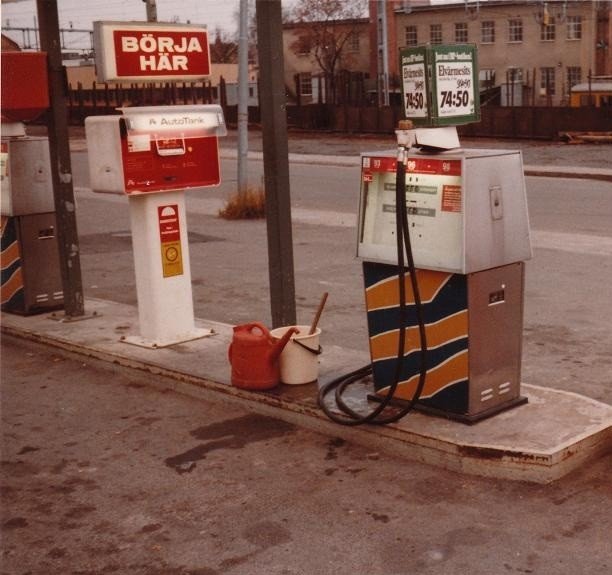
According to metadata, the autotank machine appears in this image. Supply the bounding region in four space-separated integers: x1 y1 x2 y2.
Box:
319 44 532 424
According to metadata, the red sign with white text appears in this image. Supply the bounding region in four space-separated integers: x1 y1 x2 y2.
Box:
94 22 210 82
158 204 181 243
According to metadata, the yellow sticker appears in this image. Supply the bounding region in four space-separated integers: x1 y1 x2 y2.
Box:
160 241 183 278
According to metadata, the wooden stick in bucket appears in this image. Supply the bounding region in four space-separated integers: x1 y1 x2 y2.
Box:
309 292 328 335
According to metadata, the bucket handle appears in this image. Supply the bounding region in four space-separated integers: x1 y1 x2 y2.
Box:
293 339 322 355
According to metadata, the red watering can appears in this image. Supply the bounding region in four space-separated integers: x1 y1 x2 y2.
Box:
228 322 298 390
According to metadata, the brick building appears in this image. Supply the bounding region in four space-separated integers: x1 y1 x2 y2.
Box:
371 0 611 106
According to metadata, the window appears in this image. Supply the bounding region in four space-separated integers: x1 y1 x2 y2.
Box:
541 17 556 41
540 67 555 95
455 22 468 43
508 18 523 42
299 73 312 97
479 69 496 89
567 67 581 90
567 16 582 40
347 31 360 52
481 21 495 43
507 67 523 83
296 35 311 55
430 24 442 44
405 25 418 46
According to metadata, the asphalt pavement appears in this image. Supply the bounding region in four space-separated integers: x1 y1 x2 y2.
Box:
2 333 612 575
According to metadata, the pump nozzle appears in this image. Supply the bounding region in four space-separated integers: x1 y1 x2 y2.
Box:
395 120 415 150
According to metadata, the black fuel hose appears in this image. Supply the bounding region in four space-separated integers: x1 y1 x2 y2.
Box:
318 148 429 425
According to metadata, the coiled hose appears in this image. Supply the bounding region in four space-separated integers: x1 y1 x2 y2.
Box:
317 146 429 425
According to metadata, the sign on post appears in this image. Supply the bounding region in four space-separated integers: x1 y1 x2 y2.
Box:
93 21 210 83
400 44 479 127
88 21 222 348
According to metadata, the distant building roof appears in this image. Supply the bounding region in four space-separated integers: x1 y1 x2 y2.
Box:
1 34 21 52
283 17 369 30
571 82 612 93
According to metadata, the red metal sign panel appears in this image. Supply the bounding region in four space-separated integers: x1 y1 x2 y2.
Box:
406 158 461 176
362 155 462 180
0 52 49 122
121 134 220 195
94 22 210 83
158 204 181 243
441 184 462 213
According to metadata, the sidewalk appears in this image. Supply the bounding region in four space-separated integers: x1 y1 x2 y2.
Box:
2 297 611 484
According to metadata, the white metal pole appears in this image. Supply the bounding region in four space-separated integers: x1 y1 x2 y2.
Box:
237 0 249 196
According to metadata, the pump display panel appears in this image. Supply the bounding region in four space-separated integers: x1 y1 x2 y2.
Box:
357 149 532 274
358 154 464 272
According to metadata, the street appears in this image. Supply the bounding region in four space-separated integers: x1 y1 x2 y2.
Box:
2 334 611 575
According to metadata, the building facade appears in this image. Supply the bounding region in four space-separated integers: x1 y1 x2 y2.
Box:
371 0 611 106
282 18 371 104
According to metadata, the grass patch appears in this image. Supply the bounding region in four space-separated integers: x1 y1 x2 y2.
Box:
218 187 266 220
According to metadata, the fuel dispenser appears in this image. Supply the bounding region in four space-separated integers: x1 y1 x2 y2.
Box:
319 44 532 424
356 148 531 422
1 52 64 314
85 104 226 347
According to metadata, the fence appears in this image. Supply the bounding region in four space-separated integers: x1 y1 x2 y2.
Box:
66 82 611 140
66 80 220 124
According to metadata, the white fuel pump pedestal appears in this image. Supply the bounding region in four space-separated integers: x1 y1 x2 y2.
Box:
85 105 226 348
124 191 208 348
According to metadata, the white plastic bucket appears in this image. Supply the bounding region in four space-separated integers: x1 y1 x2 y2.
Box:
270 325 322 385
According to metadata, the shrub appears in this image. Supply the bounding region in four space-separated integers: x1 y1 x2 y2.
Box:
218 186 266 220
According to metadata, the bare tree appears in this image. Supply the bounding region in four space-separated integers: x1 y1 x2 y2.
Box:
288 0 367 100
209 27 238 64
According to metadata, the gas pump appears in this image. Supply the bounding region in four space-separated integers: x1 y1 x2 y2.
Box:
1 52 64 314
319 44 532 424
85 104 226 347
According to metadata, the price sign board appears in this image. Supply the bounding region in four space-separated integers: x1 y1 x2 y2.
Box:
401 51 428 120
400 44 479 127
93 21 210 83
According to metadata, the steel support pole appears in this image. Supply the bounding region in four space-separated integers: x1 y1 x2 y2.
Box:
255 0 296 327
237 0 249 196
36 0 84 317
145 0 158 23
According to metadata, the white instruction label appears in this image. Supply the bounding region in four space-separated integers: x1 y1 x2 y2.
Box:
435 61 475 118
402 62 428 119
127 134 151 153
